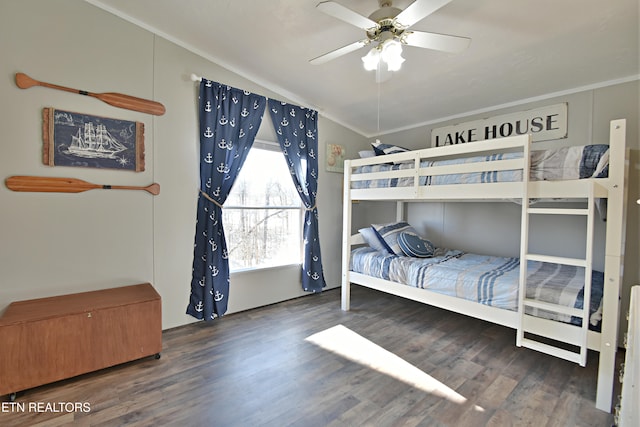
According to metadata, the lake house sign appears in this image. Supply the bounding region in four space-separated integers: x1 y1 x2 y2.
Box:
431 103 568 147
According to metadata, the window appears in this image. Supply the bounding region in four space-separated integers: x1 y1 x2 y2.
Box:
223 141 303 271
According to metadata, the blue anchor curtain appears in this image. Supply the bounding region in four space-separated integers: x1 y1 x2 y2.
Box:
268 99 326 293
186 80 266 320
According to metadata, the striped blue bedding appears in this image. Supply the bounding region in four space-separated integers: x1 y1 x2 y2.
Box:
351 144 609 189
350 247 603 329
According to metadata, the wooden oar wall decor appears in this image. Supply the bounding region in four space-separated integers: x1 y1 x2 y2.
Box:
5 176 160 195
15 73 166 116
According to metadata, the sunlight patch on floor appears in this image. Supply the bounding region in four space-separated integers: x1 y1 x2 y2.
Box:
306 324 484 411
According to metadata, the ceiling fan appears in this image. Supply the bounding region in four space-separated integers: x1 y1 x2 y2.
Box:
310 0 471 81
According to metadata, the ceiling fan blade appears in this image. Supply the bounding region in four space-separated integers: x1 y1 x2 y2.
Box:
395 0 453 27
403 30 470 53
316 1 378 30
310 39 369 65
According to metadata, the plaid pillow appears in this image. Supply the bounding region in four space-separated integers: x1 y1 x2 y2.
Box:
371 222 417 255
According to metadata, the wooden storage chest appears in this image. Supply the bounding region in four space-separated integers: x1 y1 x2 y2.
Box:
0 283 162 399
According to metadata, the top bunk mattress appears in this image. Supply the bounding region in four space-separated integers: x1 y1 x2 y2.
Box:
352 144 609 189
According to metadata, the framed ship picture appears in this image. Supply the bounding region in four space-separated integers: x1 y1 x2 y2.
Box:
42 108 145 171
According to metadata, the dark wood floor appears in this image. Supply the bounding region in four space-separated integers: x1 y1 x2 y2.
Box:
1 286 620 427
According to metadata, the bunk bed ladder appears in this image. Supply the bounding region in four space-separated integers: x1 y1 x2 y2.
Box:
517 185 596 367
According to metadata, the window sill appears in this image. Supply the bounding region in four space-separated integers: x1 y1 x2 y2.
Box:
230 263 302 276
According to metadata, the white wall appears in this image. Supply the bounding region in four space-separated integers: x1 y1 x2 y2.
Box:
0 1 156 305
0 0 366 330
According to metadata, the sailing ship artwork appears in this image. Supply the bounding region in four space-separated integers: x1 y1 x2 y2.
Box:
43 108 145 171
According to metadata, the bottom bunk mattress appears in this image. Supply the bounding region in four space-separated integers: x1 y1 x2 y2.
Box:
350 247 603 330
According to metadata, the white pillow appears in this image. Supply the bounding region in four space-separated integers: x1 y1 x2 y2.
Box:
358 150 376 158
358 227 387 252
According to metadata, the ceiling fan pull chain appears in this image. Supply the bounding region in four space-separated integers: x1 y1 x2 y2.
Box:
377 74 381 133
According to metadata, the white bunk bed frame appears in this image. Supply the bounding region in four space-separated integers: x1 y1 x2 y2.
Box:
341 119 629 413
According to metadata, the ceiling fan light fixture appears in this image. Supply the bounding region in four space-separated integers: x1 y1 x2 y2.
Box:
362 47 381 71
385 54 405 71
381 39 405 71
362 38 404 72
381 38 402 58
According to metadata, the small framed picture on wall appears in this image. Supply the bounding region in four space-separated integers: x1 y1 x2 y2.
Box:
326 143 345 173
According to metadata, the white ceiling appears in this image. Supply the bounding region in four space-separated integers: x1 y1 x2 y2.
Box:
87 0 639 137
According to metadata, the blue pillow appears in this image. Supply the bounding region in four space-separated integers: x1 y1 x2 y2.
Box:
397 231 435 258
371 141 410 156
371 222 417 255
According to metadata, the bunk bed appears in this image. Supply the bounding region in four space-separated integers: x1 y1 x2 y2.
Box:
341 119 629 413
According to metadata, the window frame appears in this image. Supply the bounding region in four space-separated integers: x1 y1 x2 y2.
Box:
223 140 304 273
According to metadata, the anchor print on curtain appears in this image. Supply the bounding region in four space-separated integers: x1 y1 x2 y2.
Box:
268 99 326 293
187 79 266 320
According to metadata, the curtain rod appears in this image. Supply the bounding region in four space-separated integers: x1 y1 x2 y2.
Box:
191 73 276 103
190 73 317 114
